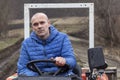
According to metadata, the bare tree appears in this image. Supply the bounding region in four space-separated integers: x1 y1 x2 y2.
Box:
0 0 10 38
94 0 120 47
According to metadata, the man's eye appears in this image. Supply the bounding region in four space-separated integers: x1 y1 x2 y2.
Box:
40 21 45 25
33 23 39 26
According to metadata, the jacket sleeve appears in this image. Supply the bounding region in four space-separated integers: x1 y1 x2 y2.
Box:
17 41 38 76
61 34 76 69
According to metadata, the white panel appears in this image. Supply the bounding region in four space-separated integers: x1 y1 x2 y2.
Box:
89 3 94 48
25 3 93 8
24 4 30 39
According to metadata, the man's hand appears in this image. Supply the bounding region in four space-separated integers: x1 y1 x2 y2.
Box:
54 57 66 66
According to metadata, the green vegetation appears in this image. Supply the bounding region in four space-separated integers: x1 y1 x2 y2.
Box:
0 28 24 50
0 38 20 50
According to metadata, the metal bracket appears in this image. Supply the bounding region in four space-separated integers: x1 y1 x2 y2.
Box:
24 3 94 48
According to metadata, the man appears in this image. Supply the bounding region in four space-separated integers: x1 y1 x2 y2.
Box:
17 12 77 76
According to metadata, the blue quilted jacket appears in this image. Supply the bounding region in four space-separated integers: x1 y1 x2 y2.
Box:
17 25 76 76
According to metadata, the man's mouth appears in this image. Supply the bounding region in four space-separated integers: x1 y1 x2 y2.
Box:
38 30 44 33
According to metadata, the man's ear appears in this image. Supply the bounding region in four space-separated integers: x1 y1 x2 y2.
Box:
32 26 34 31
48 20 51 27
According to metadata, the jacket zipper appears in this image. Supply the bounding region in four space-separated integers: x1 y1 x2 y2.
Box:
43 41 47 57
42 41 48 67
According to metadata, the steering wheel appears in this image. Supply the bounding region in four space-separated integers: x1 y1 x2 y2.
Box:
26 59 69 76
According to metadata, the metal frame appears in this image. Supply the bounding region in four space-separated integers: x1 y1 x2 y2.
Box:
24 3 94 48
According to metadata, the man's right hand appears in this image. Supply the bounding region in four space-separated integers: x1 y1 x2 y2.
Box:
54 57 66 67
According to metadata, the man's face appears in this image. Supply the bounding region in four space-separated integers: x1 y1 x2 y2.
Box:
31 15 50 39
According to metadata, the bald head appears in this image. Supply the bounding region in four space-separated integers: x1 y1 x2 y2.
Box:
31 12 49 23
31 12 50 39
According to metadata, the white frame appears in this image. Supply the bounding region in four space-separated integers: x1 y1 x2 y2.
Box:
24 3 94 48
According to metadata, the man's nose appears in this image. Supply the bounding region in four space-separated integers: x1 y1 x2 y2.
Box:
38 23 42 28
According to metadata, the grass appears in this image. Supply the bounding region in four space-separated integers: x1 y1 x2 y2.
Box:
0 38 20 50
0 28 24 50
